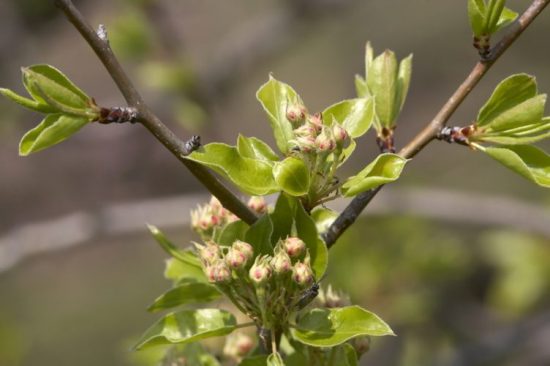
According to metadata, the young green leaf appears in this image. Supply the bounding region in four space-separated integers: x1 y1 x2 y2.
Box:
22 64 91 110
484 94 546 132
493 6 518 33
216 220 249 246
0 88 55 113
367 50 398 128
481 145 550 188
257 76 303 154
245 214 274 256
311 208 338 233
273 157 310 196
237 135 279 162
186 143 279 195
164 257 208 284
468 0 486 36
147 282 221 312
294 198 328 279
322 98 374 138
19 113 89 156
477 74 538 127
148 224 198 264
134 309 237 350
292 305 394 347
267 352 285 366
396 54 413 114
354 75 369 98
342 153 408 197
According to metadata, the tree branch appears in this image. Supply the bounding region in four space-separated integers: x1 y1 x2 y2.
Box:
53 0 258 225
323 0 550 248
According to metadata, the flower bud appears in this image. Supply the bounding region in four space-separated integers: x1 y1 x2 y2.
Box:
293 261 313 286
315 128 336 152
294 124 317 139
283 237 305 258
247 196 268 214
223 333 255 361
191 205 221 233
207 260 231 283
232 240 254 261
307 112 323 133
226 247 248 269
249 255 272 285
332 124 350 147
271 249 292 274
293 135 316 153
194 241 221 265
286 103 307 124
351 335 371 356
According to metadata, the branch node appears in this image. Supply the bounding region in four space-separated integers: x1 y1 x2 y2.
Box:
97 106 139 124
183 135 201 155
436 126 472 146
97 24 109 43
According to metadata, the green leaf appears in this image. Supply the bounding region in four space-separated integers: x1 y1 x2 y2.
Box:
273 157 310 196
19 113 89 156
396 54 413 116
270 194 295 245
148 224 195 263
23 64 90 110
477 74 538 127
240 355 269 366
468 0 486 36
216 220 249 246
311 208 338 233
322 98 374 138
367 50 398 127
267 353 285 366
330 344 358 366
487 94 546 132
186 143 278 195
245 214 274 256
292 305 394 347
339 139 356 167
342 153 408 197
0 88 54 113
257 76 302 153
294 200 328 279
494 6 518 33
482 145 550 187
354 75 369 98
134 309 237 350
484 0 506 34
148 282 221 312
237 135 279 162
164 257 208 284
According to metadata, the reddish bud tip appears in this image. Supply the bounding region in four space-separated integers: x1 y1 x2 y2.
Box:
283 237 305 258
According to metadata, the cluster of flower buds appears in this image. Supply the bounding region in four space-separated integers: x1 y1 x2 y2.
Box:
191 196 238 239
195 239 254 284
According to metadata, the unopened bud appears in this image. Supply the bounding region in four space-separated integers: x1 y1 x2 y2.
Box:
283 237 305 258
194 241 221 265
286 103 307 124
249 256 272 284
332 124 350 147
223 333 255 360
226 247 248 269
293 261 313 286
294 124 317 139
207 260 231 283
271 249 292 274
315 128 336 152
233 240 254 261
307 113 323 133
247 196 268 214
351 336 371 356
293 135 316 153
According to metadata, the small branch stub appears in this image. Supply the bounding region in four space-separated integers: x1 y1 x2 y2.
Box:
184 135 201 155
376 127 396 153
436 126 475 146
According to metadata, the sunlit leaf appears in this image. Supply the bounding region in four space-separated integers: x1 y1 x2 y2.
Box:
273 157 310 196
19 113 89 156
245 214 274 256
322 98 374 138
164 257 207 284
342 154 408 196
294 198 328 279
396 54 413 114
134 309 237 350
0 88 54 113
468 0 486 36
311 208 338 233
186 143 278 195
267 352 285 366
148 282 221 312
292 305 394 347
367 50 398 127
237 135 279 162
216 220 249 246
482 144 550 187
257 76 302 153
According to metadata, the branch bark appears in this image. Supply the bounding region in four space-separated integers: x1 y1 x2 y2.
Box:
54 0 258 225
323 0 550 248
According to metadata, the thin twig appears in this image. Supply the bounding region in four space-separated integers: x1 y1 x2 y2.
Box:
53 0 257 225
323 0 550 248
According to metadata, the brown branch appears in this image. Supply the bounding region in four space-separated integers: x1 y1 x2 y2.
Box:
53 0 258 225
323 0 550 248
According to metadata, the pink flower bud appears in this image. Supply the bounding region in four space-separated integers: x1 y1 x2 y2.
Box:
226 247 248 269
332 124 350 147
351 336 371 356
194 241 221 265
271 249 292 274
249 256 272 284
247 196 268 214
207 260 231 283
294 124 317 139
315 128 336 152
294 135 316 153
307 112 323 133
223 333 255 360
293 261 313 286
283 237 305 258
286 103 307 124
233 240 254 261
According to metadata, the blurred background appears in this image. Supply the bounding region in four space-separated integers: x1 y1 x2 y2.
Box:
1 0 549 365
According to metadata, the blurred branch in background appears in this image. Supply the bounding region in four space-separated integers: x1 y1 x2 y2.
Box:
1 187 548 274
